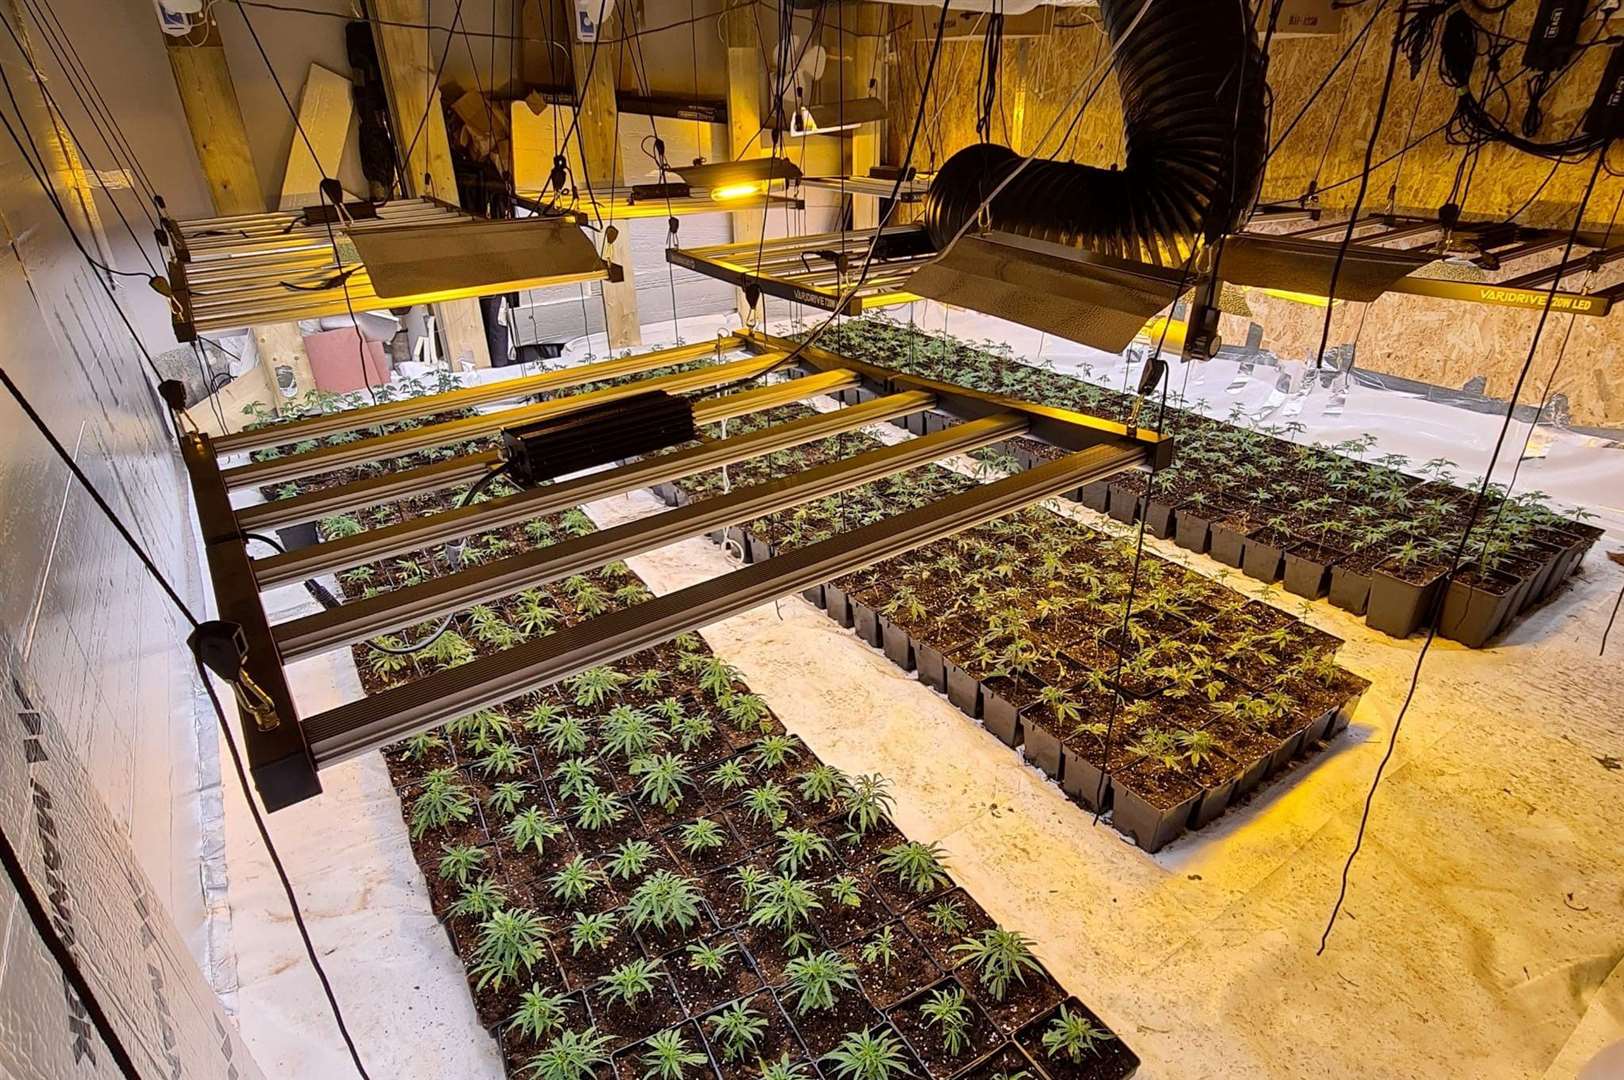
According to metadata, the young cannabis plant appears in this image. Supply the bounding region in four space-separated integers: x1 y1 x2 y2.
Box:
625 871 703 934
596 958 662 1007
746 873 822 935
678 818 728 857
752 734 801 772
775 827 834 876
631 752 693 811
538 713 591 757
449 878 507 921
685 938 737 979
707 1000 767 1064
743 781 791 828
437 843 487 885
574 787 629 831
489 781 533 817
507 807 567 856
602 705 666 760
842 774 895 837
472 907 548 990
822 1027 910 1080
951 929 1040 1002
605 840 658 881
757 1055 810 1080
549 855 603 905
782 950 857 1015
640 1027 707 1080
568 665 627 708
710 759 751 793
1041 1005 1113 1062
553 758 602 801
919 987 973 1056
523 1027 614 1080
796 764 846 808
508 984 573 1042
859 926 898 973
826 874 862 909
923 900 967 935
879 841 950 895
410 777 475 840
569 910 618 955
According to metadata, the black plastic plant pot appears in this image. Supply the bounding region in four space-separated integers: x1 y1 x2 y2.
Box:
801 583 827 609
1327 681 1367 738
1014 999 1141 1080
922 411 949 436
1300 705 1337 753
1172 504 1213 554
746 532 775 565
1207 522 1247 569
1366 560 1448 638
907 411 929 436
1327 563 1372 615
981 690 1027 749
1076 479 1111 514
1142 500 1177 540
1265 728 1307 776
1439 569 1522 648
1229 751 1272 800
944 658 983 719
852 602 885 649
1190 772 1240 830
275 520 320 552
1020 720 1063 778
1109 769 1201 852
1282 543 1335 600
915 641 949 692
1106 483 1142 525
825 584 856 628
1240 534 1284 583
881 618 916 671
1059 748 1111 811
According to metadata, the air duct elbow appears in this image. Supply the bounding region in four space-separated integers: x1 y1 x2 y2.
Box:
922 0 1269 266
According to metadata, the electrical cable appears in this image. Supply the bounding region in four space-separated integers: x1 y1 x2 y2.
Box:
0 816 141 1079
1317 144 1611 957
1309 7 1405 370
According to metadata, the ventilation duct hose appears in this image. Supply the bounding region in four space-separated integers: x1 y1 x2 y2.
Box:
922 0 1269 266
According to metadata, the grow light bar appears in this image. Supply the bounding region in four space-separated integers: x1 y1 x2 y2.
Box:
174 332 1163 809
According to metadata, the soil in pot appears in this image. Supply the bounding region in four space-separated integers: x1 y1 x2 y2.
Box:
496 988 593 1075
1328 549 1382 615
888 980 1004 1080
962 963 1066 1034
813 879 895 948
843 922 942 1009
787 987 885 1057
1438 566 1521 648
959 1043 1044 1080
1014 999 1140 1080
611 1021 717 1080
594 972 686 1047
902 889 998 972
665 931 764 1017
699 992 810 1080
1108 763 1202 853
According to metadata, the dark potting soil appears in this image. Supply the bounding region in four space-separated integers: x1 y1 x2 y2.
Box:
902 889 998 971
554 929 644 992
843 924 942 1009
970 965 1067 1034
1014 1000 1139 1080
497 990 593 1074
814 816 905 866
788 989 885 1057
863 859 952 914
611 1020 712 1080
888 985 1004 1079
664 938 765 1023
594 976 685 1047
813 882 895 947
700 992 808 1080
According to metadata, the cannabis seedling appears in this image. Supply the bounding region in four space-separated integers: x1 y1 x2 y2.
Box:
919 987 973 1056
879 841 950 895
437 843 487 885
707 1001 767 1064
685 939 737 979
596 958 663 1007
640 1028 707 1080
823 1028 911 1080
951 929 1040 1002
1041 1005 1113 1062
783 950 857 1015
473 907 549 990
508 807 567 856
626 871 703 934
523 1027 614 1080
508 984 573 1042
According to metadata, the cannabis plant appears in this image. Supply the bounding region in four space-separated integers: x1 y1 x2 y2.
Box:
508 807 567 856
632 752 693 811
919 987 973 1056
823 1028 910 1080
489 780 532 817
707 1000 767 1064
1041 1005 1112 1062
596 958 662 1007
678 818 728 857
508 984 572 1042
775 827 833 876
472 907 548 990
843 774 895 837
574 787 629 831
685 938 736 978
523 1026 613 1080
746 873 822 936
569 910 618 955
640 1027 707 1080
410 777 474 840
796 764 846 808
605 840 657 881
859 926 898 973
437 843 487 885
549 855 603 905
879 841 950 895
951 929 1040 1002
449 878 507 921
783 950 857 1015
625 871 703 934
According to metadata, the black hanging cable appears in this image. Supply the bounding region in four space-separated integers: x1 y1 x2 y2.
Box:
0 818 141 1079
2 363 375 1078
396 0 467 198
1318 144 1611 956
1310 8 1405 370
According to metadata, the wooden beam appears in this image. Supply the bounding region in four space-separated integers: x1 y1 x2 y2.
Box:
163 9 316 412
571 7 641 349
163 13 263 216
722 0 765 324
842 3 886 230
369 0 493 369
279 63 355 210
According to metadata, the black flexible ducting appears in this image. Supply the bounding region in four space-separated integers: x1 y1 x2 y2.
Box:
922 0 1269 265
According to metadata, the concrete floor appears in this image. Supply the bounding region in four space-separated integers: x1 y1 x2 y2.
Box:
218 404 1624 1078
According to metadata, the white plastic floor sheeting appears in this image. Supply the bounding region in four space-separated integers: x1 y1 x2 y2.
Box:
224 314 1624 1079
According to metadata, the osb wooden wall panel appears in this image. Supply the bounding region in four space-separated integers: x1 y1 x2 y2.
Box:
885 5 1624 426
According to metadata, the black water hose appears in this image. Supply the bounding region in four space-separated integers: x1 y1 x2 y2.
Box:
922 0 1269 265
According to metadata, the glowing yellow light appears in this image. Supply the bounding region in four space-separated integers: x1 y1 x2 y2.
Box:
711 182 766 203
1138 315 1187 351
1259 287 1332 307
